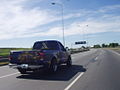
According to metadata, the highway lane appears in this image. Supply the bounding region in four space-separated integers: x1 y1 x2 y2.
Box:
0 49 120 90
69 49 120 90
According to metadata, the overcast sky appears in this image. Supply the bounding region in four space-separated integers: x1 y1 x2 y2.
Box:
0 0 120 48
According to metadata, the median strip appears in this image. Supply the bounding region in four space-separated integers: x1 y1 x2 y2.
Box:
0 62 9 66
0 58 9 66
64 72 84 90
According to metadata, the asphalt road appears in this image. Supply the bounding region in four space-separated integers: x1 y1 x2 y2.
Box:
0 49 120 90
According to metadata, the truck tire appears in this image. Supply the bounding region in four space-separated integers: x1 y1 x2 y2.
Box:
18 68 27 74
49 59 58 73
66 56 72 67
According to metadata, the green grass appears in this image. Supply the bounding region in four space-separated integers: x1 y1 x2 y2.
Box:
110 48 120 50
0 48 32 58
105 47 120 50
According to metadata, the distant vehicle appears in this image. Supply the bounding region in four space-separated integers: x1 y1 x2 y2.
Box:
9 40 72 74
81 46 90 51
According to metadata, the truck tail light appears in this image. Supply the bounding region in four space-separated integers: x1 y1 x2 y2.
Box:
39 53 45 60
9 56 12 61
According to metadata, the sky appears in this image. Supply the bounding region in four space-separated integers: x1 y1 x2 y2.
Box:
0 0 120 48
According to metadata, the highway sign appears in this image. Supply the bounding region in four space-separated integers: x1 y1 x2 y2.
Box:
75 41 86 44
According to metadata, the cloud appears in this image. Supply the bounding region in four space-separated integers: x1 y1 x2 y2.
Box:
19 14 120 38
98 4 120 13
44 8 120 37
0 0 60 40
0 0 119 40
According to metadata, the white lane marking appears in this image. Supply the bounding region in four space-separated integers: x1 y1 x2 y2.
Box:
64 72 84 90
111 50 120 56
0 72 19 79
95 57 98 61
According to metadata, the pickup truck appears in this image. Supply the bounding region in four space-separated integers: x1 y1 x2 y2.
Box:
9 40 72 74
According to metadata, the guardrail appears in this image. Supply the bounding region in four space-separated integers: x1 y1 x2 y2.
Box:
70 49 90 54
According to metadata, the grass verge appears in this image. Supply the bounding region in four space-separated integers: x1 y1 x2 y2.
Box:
0 62 9 66
0 48 31 58
105 47 120 54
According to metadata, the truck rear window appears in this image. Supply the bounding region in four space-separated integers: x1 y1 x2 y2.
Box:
33 41 59 50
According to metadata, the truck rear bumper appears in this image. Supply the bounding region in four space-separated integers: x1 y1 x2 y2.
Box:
9 63 44 70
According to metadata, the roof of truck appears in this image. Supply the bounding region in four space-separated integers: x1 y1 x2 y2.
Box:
35 40 61 43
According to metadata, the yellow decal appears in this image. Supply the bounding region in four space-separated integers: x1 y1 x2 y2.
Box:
18 52 41 61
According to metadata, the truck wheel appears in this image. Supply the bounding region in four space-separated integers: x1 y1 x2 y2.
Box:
18 68 27 74
66 56 72 67
49 59 58 73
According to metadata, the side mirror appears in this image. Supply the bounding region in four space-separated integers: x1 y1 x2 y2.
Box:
65 47 69 51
